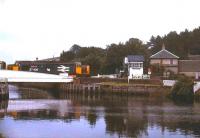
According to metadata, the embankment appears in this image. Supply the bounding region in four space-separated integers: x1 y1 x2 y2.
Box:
59 78 171 96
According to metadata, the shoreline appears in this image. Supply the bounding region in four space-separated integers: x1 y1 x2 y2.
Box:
59 79 171 97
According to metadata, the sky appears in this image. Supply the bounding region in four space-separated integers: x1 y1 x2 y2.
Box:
0 0 200 63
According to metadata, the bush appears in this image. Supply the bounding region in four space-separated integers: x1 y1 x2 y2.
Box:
171 75 194 102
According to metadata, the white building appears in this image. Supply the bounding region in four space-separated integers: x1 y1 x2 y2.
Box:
124 55 144 79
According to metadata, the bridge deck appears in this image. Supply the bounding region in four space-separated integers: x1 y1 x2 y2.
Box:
0 70 73 83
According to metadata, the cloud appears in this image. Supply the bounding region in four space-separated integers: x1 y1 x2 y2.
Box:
0 0 5 4
0 32 15 42
1 0 200 64
0 50 13 64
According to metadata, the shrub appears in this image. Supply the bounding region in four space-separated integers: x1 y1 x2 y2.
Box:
171 75 194 102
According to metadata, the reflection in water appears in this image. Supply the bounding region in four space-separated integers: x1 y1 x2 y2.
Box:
0 85 200 138
0 134 5 138
9 85 54 99
0 100 8 138
0 100 8 118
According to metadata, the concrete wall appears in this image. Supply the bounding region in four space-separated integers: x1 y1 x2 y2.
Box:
12 82 60 90
0 82 9 100
75 78 162 85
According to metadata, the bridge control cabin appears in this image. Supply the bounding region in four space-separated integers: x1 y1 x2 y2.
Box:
7 61 90 77
124 55 144 79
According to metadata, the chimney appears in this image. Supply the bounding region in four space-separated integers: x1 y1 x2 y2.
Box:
162 43 165 50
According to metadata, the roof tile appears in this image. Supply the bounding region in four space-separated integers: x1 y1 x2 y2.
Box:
127 55 144 62
150 49 179 59
179 60 200 72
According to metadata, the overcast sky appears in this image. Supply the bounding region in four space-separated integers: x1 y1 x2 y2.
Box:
0 0 200 63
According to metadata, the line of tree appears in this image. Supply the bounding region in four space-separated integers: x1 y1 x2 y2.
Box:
60 39 149 75
60 26 200 75
149 27 200 59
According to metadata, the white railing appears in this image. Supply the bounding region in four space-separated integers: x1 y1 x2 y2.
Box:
128 74 150 80
163 80 176 87
7 77 73 83
92 74 118 79
194 82 200 93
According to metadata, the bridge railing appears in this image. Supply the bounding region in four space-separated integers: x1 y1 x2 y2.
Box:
6 77 73 83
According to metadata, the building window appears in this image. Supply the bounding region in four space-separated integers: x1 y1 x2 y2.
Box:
129 63 143 68
173 59 177 65
170 59 173 64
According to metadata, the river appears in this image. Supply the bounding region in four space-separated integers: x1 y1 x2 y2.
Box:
0 85 200 138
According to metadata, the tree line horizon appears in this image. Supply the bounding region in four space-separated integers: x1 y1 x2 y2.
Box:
60 26 200 75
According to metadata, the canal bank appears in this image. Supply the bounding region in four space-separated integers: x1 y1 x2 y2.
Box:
7 76 169 97
59 78 171 97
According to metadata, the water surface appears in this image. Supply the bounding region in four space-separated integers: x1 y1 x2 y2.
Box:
0 85 200 138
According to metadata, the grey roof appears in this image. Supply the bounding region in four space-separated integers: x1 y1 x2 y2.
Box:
188 54 200 60
127 55 144 62
179 60 200 72
150 49 179 59
38 57 60 61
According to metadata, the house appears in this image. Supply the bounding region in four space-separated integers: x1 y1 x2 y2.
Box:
150 44 179 74
124 55 144 79
188 54 200 60
150 44 200 79
179 60 200 79
183 54 200 79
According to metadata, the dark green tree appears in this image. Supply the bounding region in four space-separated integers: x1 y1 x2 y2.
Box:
70 44 81 54
104 38 148 74
60 51 75 62
171 75 194 102
150 27 200 59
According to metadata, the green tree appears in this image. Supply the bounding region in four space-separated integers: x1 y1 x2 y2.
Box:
70 44 81 54
104 38 148 74
60 51 75 62
150 27 200 59
82 53 102 75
